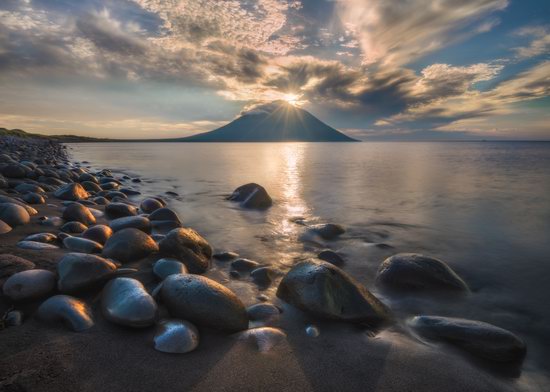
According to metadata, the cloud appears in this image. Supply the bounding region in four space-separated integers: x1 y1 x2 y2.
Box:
513 25 550 60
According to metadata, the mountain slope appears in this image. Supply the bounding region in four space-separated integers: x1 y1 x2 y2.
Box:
177 101 357 142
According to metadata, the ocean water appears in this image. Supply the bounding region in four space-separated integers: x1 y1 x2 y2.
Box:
68 141 550 380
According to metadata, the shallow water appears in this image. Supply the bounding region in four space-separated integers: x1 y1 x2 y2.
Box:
68 141 550 381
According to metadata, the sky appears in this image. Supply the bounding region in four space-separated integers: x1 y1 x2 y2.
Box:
0 0 549 140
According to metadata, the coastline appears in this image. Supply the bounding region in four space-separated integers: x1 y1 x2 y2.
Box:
0 135 534 391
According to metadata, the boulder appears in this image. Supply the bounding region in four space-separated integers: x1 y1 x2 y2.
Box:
63 236 103 254
247 303 281 321
14 183 45 194
277 259 390 325
82 181 102 192
82 224 113 244
23 233 57 243
154 319 200 354
105 202 138 219
251 267 275 287
1 163 28 178
60 221 88 234
3 269 56 300
102 228 158 263
236 327 286 353
0 254 35 286
140 198 163 214
307 223 345 240
153 258 188 280
213 251 239 261
37 295 94 332
148 207 181 224
22 192 45 205
158 228 212 273
109 216 151 233
318 250 345 266
231 258 260 272
0 203 30 227
54 183 89 201
17 241 59 250
62 203 96 225
227 183 272 209
160 274 248 332
0 219 11 234
57 253 117 293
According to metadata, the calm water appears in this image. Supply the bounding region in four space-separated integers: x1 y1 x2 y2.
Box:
68 142 550 381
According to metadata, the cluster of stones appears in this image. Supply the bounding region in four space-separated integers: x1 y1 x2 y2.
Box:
0 136 527 363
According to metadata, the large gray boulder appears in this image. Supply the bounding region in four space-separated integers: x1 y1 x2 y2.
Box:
57 253 117 293
63 237 103 254
54 183 89 201
37 295 94 332
140 198 164 214
3 269 56 300
227 183 272 209
376 253 469 292
158 228 212 274
102 228 158 263
153 258 187 280
62 203 96 225
0 203 30 227
154 319 199 354
109 216 151 233
277 259 391 325
1 163 29 178
408 316 526 362
105 202 138 219
82 224 113 244
160 274 248 332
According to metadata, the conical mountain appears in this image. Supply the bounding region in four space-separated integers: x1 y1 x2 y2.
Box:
177 101 357 142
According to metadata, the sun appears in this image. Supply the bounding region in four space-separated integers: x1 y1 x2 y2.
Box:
283 93 301 106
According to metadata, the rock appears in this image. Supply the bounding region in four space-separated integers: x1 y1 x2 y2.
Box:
231 258 260 272
318 250 345 266
1 163 28 178
151 220 181 234
109 216 151 233
22 192 45 204
160 274 248 332
61 221 88 234
0 196 37 215
17 241 59 250
376 253 469 292
140 198 163 214
105 202 138 219
120 188 140 196
3 269 56 300
57 253 116 293
247 303 281 321
92 196 109 205
158 228 212 274
0 203 30 227
14 183 45 194
236 327 286 352
0 219 11 234
227 183 272 209
106 191 127 200
101 181 120 191
23 233 57 243
82 224 113 244
62 203 96 225
54 183 89 201
101 277 158 327
40 216 64 228
306 325 320 338
82 181 102 192
102 228 158 263
0 254 35 285
148 207 181 224
276 259 391 325
63 236 103 254
78 173 98 183
250 267 275 287
154 319 199 354
37 295 94 332
153 258 188 280
307 223 345 240
0 174 8 188
408 316 526 362
5 310 23 327
213 251 239 261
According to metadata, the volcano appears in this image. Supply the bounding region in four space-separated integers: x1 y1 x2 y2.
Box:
177 101 357 142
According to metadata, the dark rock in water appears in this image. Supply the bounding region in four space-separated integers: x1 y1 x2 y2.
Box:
57 253 117 293
92 196 109 205
251 267 275 287
213 251 239 261
277 259 391 325
132 178 141 183
247 303 281 321
103 228 158 263
15 183 45 194
376 253 469 292
63 236 103 254
101 277 158 327
158 228 212 274
236 327 287 353
0 203 30 227
140 198 163 214
17 241 59 250
61 221 88 234
0 254 35 285
62 203 96 225
148 207 181 224
82 181 102 192
318 250 345 266
106 191 127 200
1 163 29 178
101 181 120 191
408 316 526 362
105 202 138 219
120 188 141 196
153 258 188 280
165 191 178 196
22 192 45 205
151 220 181 233
54 183 89 201
3 269 56 300
82 224 113 244
78 173 98 184
110 216 151 233
37 295 94 332
231 258 260 272
154 319 200 354
227 183 272 209
23 233 57 243
0 219 11 234
160 274 248 332
307 223 345 240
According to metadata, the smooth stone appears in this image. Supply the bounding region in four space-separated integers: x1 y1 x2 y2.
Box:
22 192 45 204
247 303 281 321
105 202 138 219
14 183 45 194
376 253 469 292
276 259 391 325
0 196 37 215
101 182 120 190
153 258 188 280
306 325 320 338
106 191 127 200
89 208 104 218
154 319 199 354
0 254 35 283
318 249 345 266
5 310 23 326
82 224 113 244
160 274 248 332
151 220 181 234
0 219 11 234
3 269 56 300
231 258 260 272
63 236 103 254
54 183 89 201
0 203 30 227
158 228 212 274
250 267 275 287
140 198 163 214
213 251 239 261
1 163 28 178
148 208 181 224
307 223 345 240
236 327 286 352
119 188 140 196
17 241 59 250
57 253 117 293
37 295 94 331
92 196 109 205
61 221 88 234
227 183 272 209
82 181 102 192
78 173 98 183
23 232 57 243
62 203 96 225
101 277 158 327
409 316 527 362
40 216 64 227
102 228 158 263
109 216 151 233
